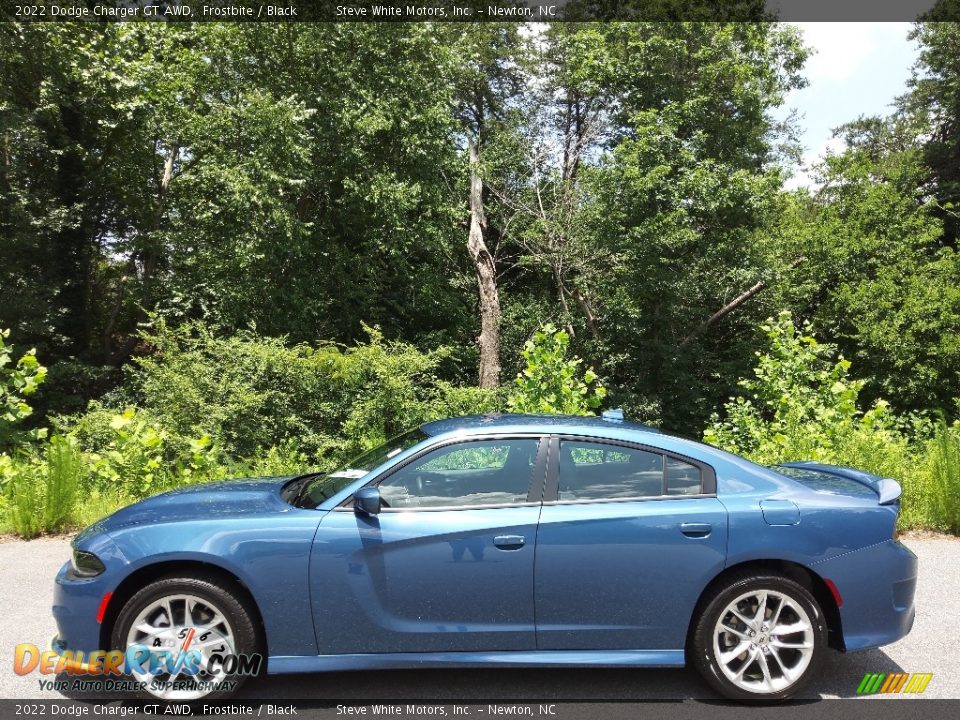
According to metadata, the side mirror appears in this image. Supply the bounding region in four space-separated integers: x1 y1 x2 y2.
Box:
354 487 382 516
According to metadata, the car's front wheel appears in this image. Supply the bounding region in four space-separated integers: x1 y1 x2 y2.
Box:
692 573 827 700
111 575 259 701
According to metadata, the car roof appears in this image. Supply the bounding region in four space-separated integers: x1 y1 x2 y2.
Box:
421 413 662 438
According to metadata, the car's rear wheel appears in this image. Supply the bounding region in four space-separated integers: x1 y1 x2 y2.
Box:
692 573 827 700
111 575 259 701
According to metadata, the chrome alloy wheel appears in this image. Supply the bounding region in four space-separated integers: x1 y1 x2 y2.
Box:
712 589 815 695
124 593 236 701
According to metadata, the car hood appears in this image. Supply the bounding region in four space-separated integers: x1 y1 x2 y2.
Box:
79 476 298 537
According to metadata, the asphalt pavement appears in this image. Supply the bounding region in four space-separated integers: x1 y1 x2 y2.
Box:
0 535 956 701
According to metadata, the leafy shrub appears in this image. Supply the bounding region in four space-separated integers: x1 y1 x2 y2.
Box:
0 329 47 450
116 320 497 465
84 408 218 499
0 452 14 494
703 312 907 468
701 312 960 531
507 324 606 415
245 441 312 477
71 488 133 529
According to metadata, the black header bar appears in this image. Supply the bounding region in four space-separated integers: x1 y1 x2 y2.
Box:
0 0 957 23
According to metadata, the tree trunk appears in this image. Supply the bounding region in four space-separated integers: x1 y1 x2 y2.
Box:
467 134 501 388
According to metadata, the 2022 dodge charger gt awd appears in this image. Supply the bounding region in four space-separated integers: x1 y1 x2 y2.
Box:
51 411 917 701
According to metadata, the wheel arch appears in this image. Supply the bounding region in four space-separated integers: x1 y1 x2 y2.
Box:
99 559 268 658
686 558 845 656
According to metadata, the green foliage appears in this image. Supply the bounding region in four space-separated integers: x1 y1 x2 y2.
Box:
777 114 960 414
924 420 960 533
42 436 83 530
3 23 960 538
6 463 43 539
507 324 606 415
703 313 960 532
244 441 311 478
113 321 498 466
0 329 48 449
3 436 83 538
83 407 218 500
704 312 903 467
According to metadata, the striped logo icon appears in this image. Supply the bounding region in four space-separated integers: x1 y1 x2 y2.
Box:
857 672 933 694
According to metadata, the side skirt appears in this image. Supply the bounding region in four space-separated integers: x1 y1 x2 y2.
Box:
267 650 686 675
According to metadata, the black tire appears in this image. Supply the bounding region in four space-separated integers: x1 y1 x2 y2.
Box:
111 574 260 700
691 572 827 701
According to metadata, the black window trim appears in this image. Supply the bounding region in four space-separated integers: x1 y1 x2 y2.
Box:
544 434 717 505
335 433 550 513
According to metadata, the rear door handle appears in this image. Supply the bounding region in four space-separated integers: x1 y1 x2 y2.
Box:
493 535 525 549
680 523 712 538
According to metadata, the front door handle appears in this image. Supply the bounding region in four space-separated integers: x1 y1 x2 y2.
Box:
493 535 525 549
680 522 712 538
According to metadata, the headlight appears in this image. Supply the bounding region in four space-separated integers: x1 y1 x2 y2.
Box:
69 550 105 578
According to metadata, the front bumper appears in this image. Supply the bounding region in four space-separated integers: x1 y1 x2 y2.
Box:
812 539 918 651
50 634 101 672
52 534 128 657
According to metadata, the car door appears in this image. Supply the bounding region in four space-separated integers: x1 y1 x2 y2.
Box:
310 436 547 655
534 436 728 651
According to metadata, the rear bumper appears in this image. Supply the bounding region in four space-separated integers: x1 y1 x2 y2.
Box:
812 540 917 651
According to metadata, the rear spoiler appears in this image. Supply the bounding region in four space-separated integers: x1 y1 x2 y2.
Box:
778 462 902 505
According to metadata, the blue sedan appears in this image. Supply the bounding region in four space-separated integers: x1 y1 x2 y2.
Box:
52 411 917 701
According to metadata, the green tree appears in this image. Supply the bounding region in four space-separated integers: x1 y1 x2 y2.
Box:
776 112 960 413
552 23 807 430
905 22 960 245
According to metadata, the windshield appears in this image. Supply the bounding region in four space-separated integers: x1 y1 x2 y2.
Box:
296 427 429 508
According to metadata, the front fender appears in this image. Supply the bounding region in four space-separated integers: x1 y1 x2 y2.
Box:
107 513 323 657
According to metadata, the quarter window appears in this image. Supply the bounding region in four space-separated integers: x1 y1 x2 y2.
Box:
377 439 539 509
666 456 703 495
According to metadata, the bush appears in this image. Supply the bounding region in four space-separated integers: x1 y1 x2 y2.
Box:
703 312 960 532
507 324 606 415
0 328 47 451
105 320 499 466
703 312 908 468
42 436 83 530
6 462 43 539
82 408 219 500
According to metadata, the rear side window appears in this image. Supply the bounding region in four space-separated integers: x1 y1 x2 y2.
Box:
559 441 664 500
558 440 705 501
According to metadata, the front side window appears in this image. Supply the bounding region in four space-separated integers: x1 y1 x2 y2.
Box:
377 439 540 509
558 440 704 501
